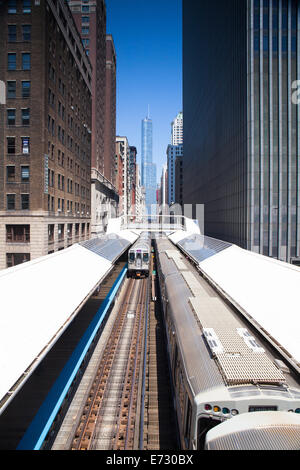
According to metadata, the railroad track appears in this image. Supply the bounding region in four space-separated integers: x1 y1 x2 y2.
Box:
70 276 149 450
142 252 178 450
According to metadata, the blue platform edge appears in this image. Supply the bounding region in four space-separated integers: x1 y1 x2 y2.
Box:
17 264 127 450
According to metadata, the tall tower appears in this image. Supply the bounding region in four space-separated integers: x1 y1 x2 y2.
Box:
171 111 183 145
0 0 92 269
141 113 156 212
68 0 118 236
183 0 300 265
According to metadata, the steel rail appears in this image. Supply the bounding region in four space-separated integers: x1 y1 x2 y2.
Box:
138 263 151 449
70 279 136 450
111 278 145 449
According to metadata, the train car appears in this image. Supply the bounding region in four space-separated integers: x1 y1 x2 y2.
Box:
155 236 300 450
204 411 300 450
127 232 151 278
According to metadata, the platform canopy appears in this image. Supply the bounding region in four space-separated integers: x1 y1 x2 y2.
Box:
169 231 300 372
0 231 138 413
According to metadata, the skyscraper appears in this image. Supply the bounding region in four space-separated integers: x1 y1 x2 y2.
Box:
167 144 183 205
183 0 300 264
171 111 183 145
68 0 118 237
0 0 92 269
141 115 157 211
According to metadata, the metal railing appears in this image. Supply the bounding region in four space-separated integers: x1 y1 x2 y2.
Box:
121 215 186 231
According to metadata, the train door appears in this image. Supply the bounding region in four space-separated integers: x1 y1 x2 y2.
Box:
136 251 142 269
184 398 192 448
197 416 220 449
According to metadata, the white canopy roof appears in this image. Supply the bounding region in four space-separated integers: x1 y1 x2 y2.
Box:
0 230 138 411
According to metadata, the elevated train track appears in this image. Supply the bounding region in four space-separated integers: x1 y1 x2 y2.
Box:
52 236 178 451
61 277 148 450
3 226 300 450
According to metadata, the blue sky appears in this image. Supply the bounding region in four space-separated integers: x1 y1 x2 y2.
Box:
106 0 182 182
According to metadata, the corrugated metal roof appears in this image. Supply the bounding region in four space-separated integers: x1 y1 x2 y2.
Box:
80 235 130 262
169 231 300 372
174 233 232 263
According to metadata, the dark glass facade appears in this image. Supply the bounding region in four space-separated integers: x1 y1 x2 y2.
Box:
183 0 300 263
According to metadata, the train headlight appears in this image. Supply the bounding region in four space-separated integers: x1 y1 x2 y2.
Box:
231 409 239 416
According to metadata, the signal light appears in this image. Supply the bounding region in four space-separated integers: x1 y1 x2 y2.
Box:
231 409 239 416
222 408 230 415
204 404 212 411
295 409 300 414
213 406 221 413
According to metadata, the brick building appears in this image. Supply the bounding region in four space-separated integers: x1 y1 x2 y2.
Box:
104 34 117 187
68 1 118 237
0 0 92 269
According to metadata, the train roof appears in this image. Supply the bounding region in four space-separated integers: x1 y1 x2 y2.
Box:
205 411 300 450
169 231 300 374
129 235 151 252
155 237 300 398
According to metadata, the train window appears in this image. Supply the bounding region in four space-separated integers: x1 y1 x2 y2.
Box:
129 252 135 262
184 399 192 447
136 252 141 260
197 417 220 450
143 253 149 262
173 344 178 381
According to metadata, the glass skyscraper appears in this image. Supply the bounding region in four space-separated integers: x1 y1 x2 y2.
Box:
141 116 157 212
183 0 300 264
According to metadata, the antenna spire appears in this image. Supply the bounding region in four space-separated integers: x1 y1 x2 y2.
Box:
147 104 150 119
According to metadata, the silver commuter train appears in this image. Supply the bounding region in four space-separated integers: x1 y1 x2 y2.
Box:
127 232 151 278
155 236 300 450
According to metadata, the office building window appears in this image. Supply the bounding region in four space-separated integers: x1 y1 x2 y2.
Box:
6 166 16 182
6 253 30 268
21 194 30 210
48 224 54 242
22 25 31 41
7 137 16 154
22 81 31 98
6 225 30 242
21 137 30 154
23 0 31 14
58 224 64 240
21 166 30 182
8 25 17 42
8 0 17 14
7 81 16 99
81 27 89 35
7 194 16 210
8 53 16 70
21 108 30 126
22 53 31 70
82 16 90 24
7 109 16 126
